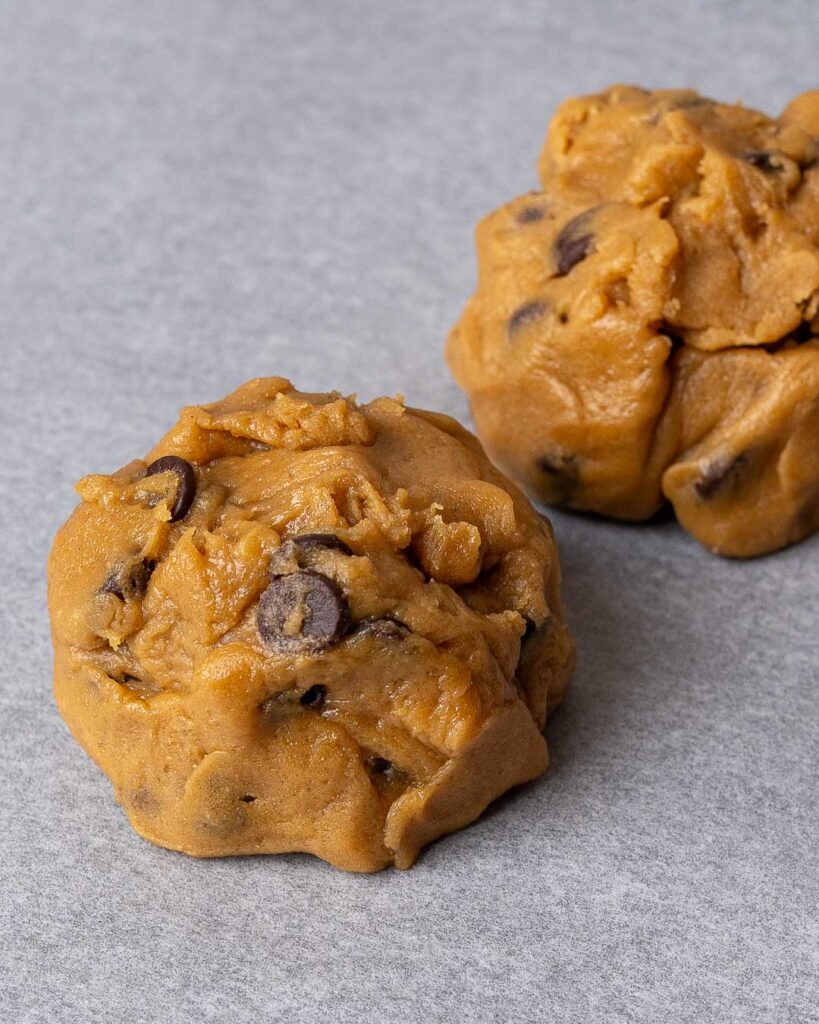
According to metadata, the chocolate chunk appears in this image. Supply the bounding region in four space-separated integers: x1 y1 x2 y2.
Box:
517 205 545 224
743 151 782 173
101 558 156 600
145 455 197 522
257 571 349 652
695 454 747 499
292 533 353 557
509 301 547 336
299 684 327 709
553 212 596 276
356 616 410 640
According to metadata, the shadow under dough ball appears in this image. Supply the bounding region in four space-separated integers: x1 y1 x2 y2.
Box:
447 85 819 557
47 376 575 872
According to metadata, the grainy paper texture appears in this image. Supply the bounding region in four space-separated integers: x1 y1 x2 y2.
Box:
1 2 817 1021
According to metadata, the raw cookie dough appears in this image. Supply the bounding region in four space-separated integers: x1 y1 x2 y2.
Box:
448 85 819 556
48 377 575 872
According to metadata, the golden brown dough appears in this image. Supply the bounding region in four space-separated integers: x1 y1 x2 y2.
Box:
48 377 574 872
448 85 819 556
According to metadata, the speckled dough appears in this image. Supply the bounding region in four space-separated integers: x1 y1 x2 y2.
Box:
448 86 819 557
47 378 575 872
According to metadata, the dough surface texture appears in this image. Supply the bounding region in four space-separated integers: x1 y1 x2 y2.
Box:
48 378 574 872
448 86 819 556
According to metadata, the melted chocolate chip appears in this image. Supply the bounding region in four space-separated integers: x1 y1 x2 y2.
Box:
695 454 747 499
517 205 545 224
553 212 596 276
101 558 156 600
291 533 353 557
356 616 410 640
257 570 349 652
145 455 197 522
509 301 547 335
743 151 782 173
299 684 327 709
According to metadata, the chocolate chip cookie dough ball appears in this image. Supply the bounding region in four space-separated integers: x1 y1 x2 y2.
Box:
448 86 819 556
48 377 574 872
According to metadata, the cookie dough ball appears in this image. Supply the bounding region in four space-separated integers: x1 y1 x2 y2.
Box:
448 86 819 556
48 377 574 872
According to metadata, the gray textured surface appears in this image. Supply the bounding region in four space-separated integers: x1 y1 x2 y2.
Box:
1 1 818 1021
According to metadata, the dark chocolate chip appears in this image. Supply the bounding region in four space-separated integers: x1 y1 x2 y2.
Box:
101 573 127 600
743 151 782 173
517 206 545 224
101 558 156 600
257 570 349 652
145 455 197 522
367 756 394 776
695 454 747 499
239 795 256 803
553 212 596 276
299 684 327 709
509 301 547 335
291 533 353 557
356 616 410 640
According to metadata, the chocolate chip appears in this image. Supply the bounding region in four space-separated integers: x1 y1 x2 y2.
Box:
356 616 410 640
367 756 394 776
239 795 256 804
695 454 747 499
101 573 127 600
145 455 197 522
291 533 353 557
553 212 596 276
101 558 156 600
299 684 327 709
517 206 545 224
257 570 349 653
509 301 547 335
743 151 782 173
